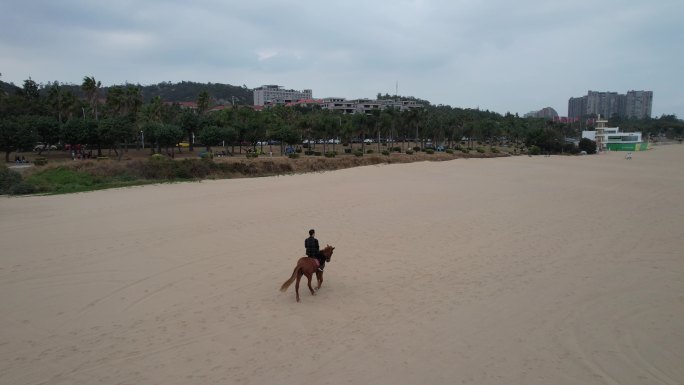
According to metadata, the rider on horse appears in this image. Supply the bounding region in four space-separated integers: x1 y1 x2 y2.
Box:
305 229 325 272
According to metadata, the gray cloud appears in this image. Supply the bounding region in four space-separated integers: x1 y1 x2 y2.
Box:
1 0 682 117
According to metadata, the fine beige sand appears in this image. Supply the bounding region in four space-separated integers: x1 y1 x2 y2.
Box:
1 145 683 385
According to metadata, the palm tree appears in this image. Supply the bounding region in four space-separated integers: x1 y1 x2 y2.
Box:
352 113 368 152
197 91 210 115
46 82 63 124
123 85 142 118
402 109 421 148
106 86 124 117
81 76 101 120
381 107 399 149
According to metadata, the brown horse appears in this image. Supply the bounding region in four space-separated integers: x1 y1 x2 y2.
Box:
280 245 335 302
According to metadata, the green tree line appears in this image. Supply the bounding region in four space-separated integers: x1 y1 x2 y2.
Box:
2 76 683 162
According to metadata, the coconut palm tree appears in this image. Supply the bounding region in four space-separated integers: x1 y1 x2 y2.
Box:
197 91 210 115
81 76 101 120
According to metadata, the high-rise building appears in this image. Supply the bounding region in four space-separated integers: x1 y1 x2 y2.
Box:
568 96 587 120
623 90 653 119
586 91 621 118
568 90 652 119
253 85 312 106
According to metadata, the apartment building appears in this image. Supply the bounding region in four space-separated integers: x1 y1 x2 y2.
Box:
568 90 653 119
253 85 312 106
321 98 424 114
254 85 425 113
624 90 653 119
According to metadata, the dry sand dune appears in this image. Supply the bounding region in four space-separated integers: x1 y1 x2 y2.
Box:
1 145 683 385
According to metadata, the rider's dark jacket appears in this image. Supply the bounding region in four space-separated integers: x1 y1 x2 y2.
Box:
305 236 320 258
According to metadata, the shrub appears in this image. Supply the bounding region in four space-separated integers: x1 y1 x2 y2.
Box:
413 146 421 152
476 147 485 153
366 149 374 154
344 148 352 154
314 151 322 156
490 147 499 153
381 150 390 156
8 181 37 195
528 145 542 155
425 149 435 154
578 138 597 154
246 152 258 158
392 147 402 152
324 151 336 158
288 153 300 159
304 150 314 156
34 157 48 166
295 148 303 153
354 150 363 157
171 159 212 179
563 143 578 154
406 149 414 155
0 166 23 194
461 148 469 153
97 156 110 161
446 149 454 154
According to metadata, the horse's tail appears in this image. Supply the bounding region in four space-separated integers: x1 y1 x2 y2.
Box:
280 262 301 292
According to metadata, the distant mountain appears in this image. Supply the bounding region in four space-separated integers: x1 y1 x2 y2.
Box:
25 80 254 106
0 80 21 96
135 81 253 105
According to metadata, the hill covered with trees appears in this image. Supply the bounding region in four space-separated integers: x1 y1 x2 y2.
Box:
1 79 253 106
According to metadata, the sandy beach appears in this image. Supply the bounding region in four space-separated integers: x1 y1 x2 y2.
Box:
1 145 683 385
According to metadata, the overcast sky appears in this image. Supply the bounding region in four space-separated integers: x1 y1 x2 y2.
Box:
1 0 682 118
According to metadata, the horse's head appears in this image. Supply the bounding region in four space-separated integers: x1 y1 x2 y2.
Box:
321 245 335 262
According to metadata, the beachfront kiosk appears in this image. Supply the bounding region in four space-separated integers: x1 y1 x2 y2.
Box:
582 116 647 152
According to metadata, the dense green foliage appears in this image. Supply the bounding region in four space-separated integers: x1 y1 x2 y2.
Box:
0 165 22 193
2 79 252 106
2 77 683 165
578 138 597 154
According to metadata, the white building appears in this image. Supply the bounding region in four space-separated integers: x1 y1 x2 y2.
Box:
582 116 647 152
253 85 312 106
321 98 424 114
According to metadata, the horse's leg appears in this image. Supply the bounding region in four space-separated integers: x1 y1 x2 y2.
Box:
306 272 315 296
315 271 323 290
295 271 302 302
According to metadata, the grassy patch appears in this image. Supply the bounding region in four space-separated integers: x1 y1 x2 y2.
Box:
9 149 510 195
25 167 148 194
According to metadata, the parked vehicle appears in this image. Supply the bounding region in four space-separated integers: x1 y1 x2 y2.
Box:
33 143 57 152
